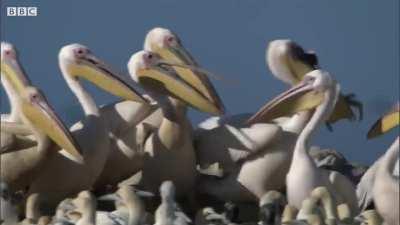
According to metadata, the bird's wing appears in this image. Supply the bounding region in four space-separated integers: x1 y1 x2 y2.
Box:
356 159 380 210
194 113 283 169
328 171 359 214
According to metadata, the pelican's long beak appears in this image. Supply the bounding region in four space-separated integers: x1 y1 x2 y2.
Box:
1 58 31 92
21 93 84 163
136 62 223 115
68 55 148 104
367 106 399 139
151 43 225 113
247 80 324 124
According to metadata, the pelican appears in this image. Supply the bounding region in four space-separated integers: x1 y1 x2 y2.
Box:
355 210 383 225
127 50 224 198
194 207 234 225
1 42 31 123
259 191 286 225
194 40 319 202
1 42 34 154
357 103 399 211
1 42 83 193
247 70 359 215
1 181 19 225
20 193 43 224
26 44 148 211
66 190 97 225
144 27 225 112
367 108 399 225
194 39 360 202
97 185 154 225
94 27 225 191
267 39 362 125
154 181 192 225
1 85 83 192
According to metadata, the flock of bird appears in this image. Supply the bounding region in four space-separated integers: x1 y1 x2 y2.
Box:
0 27 398 225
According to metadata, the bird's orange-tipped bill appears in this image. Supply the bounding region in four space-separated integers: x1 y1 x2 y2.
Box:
367 106 399 139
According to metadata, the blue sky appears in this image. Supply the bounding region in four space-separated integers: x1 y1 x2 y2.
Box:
1 0 398 164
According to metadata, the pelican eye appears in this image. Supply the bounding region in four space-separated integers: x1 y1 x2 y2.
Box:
30 93 40 101
304 76 315 83
73 48 88 58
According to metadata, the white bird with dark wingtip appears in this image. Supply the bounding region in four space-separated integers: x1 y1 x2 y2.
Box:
247 70 359 216
25 44 149 211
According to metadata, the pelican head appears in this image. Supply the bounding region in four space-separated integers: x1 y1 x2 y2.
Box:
144 27 225 113
1 42 31 92
128 50 223 115
98 186 153 206
267 39 318 86
247 70 338 124
159 180 175 201
71 190 96 210
367 102 399 139
69 190 96 219
59 44 147 103
19 86 84 163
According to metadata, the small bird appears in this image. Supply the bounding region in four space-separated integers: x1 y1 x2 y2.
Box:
154 181 192 225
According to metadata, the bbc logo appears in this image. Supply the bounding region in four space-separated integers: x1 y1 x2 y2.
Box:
7 7 38 16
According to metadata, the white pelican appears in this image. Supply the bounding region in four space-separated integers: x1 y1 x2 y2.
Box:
1 85 83 192
144 27 225 112
267 39 362 125
247 70 359 215
355 210 383 225
94 27 225 191
0 181 19 225
26 44 148 211
367 108 399 225
357 103 399 211
1 42 31 123
154 181 192 225
1 42 34 154
259 191 286 225
67 191 97 225
127 50 224 198
194 40 322 202
193 39 361 203
97 185 154 225
21 193 43 224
